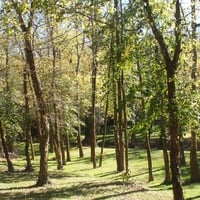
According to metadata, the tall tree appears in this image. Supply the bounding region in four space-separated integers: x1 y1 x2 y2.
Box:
48 17 63 170
190 0 200 183
113 0 125 172
137 59 154 182
75 32 84 158
143 0 184 199
23 64 34 172
10 1 50 186
90 0 98 169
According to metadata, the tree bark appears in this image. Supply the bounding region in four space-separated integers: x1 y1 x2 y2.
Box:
113 0 125 172
49 20 63 170
99 90 109 167
23 64 33 172
60 134 66 165
143 1 184 199
179 138 186 166
190 0 200 183
75 31 84 158
0 121 14 172
146 128 154 182
90 0 98 169
160 115 171 184
168 75 183 199
14 5 50 186
121 71 129 174
65 133 71 162
137 60 154 181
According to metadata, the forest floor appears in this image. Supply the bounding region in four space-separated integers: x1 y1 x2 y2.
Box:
0 146 199 200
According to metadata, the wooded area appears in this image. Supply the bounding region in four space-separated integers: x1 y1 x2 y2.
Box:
0 1 200 200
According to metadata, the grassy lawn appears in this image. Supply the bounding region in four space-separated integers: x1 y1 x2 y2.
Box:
0 145 199 200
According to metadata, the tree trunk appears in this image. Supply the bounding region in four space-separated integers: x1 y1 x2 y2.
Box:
15 8 50 186
23 64 33 172
117 76 125 172
30 133 35 160
90 53 97 169
112 52 121 172
99 91 109 167
162 137 171 184
36 116 50 186
137 60 153 181
75 31 84 158
167 66 184 200
53 103 63 170
190 0 200 183
65 133 71 162
143 1 184 199
49 20 63 170
160 116 171 184
90 0 98 169
113 0 125 172
179 138 186 166
49 127 54 154
0 121 14 172
122 71 129 174
60 134 66 165
190 129 200 182
146 129 154 182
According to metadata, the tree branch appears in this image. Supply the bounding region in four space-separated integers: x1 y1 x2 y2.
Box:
143 0 170 66
172 0 182 66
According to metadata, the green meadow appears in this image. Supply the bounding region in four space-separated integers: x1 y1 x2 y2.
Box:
0 145 199 200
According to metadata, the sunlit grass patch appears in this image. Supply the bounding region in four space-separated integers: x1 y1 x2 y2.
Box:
0 145 198 199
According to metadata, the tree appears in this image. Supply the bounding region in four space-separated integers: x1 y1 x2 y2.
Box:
23 64 34 172
143 0 184 199
90 0 98 169
0 120 14 172
137 59 154 182
75 28 84 158
47 16 63 170
190 0 200 183
9 1 50 186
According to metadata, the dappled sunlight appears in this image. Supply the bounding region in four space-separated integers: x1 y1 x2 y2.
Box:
0 148 175 199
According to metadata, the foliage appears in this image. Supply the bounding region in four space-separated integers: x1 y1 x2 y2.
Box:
0 0 200 197
0 92 24 137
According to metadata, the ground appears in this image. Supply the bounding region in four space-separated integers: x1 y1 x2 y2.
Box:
0 146 199 199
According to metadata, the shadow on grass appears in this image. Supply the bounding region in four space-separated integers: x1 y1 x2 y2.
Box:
0 171 38 184
98 170 117 177
186 196 200 200
0 180 148 200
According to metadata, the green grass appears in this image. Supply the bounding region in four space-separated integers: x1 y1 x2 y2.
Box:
0 145 199 199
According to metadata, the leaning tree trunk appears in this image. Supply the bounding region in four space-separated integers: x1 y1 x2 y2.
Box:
0 121 14 172
15 7 50 186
